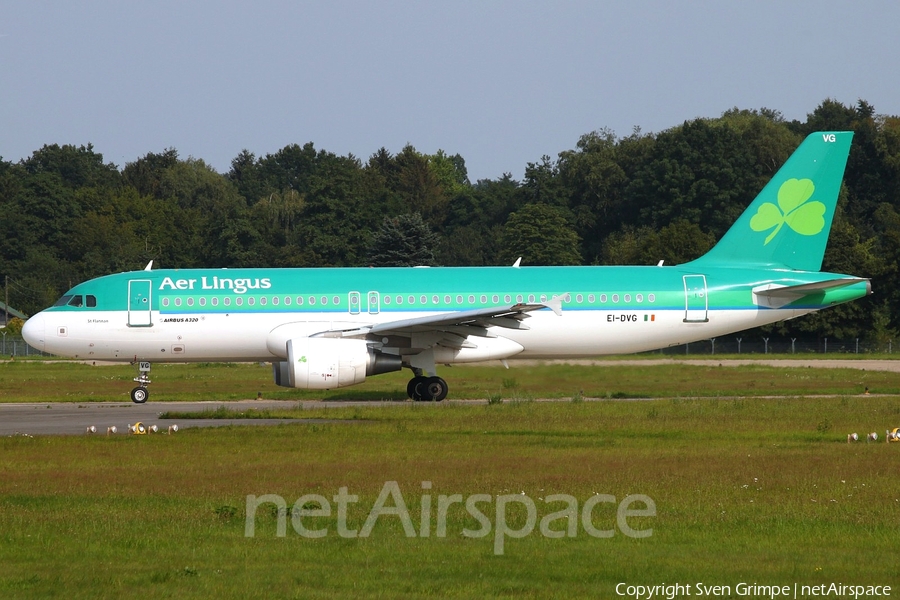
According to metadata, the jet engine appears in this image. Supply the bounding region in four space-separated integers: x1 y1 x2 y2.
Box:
272 338 402 389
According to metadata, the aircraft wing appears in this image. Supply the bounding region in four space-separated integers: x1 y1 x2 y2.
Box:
312 296 564 374
319 296 564 340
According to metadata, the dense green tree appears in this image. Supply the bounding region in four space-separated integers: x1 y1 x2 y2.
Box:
602 220 714 266
427 150 470 198
437 174 522 266
498 203 581 266
367 213 439 267
716 108 799 188
558 128 628 261
521 155 570 208
624 119 758 238
156 158 258 267
802 98 858 133
394 145 448 227
227 149 268 206
22 143 120 190
123 149 179 198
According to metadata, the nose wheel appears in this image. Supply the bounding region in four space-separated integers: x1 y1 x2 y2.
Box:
407 375 448 402
130 386 149 404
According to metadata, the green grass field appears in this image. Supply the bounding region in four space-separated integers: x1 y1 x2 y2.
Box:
1 361 899 598
1 358 898 402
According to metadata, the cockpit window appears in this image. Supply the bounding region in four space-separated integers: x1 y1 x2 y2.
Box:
52 294 97 308
53 295 74 307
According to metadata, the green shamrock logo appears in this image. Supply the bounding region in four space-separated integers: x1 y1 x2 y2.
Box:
749 178 826 245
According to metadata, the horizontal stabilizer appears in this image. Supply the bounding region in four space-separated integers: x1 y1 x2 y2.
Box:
753 278 869 309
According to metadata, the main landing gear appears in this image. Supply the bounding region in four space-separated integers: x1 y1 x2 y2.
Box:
407 373 448 402
130 360 151 404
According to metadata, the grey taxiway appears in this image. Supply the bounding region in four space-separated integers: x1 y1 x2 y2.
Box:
0 400 366 436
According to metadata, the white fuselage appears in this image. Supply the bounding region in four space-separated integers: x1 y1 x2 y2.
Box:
26 305 806 363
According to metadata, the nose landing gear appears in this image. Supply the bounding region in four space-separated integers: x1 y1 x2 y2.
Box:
131 360 152 404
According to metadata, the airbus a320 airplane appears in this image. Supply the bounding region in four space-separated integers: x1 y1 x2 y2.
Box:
23 132 869 403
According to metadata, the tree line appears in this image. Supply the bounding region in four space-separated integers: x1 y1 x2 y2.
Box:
2 99 899 344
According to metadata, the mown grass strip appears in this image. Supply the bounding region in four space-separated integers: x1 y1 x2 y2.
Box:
2 359 898 403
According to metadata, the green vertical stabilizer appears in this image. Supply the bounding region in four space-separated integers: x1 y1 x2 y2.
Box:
688 131 853 272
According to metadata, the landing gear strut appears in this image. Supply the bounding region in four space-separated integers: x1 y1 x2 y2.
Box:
407 372 448 402
131 360 151 404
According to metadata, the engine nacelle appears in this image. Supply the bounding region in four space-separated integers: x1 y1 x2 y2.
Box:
272 338 402 390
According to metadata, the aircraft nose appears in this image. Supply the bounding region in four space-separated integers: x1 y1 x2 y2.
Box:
21 313 45 351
